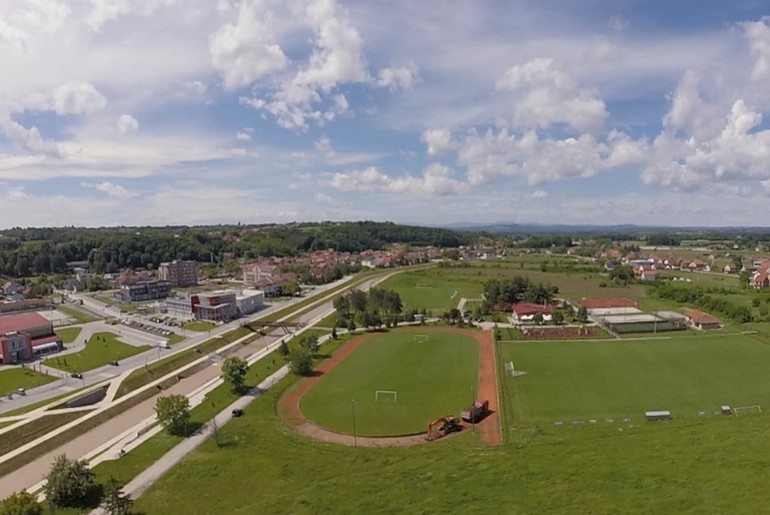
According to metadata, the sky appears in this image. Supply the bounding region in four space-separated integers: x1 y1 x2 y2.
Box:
2 1 770 228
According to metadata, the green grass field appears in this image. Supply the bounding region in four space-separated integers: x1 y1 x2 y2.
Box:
55 327 82 344
379 270 484 312
183 321 217 332
0 368 55 396
300 330 479 436
499 334 770 422
57 305 100 324
43 332 151 373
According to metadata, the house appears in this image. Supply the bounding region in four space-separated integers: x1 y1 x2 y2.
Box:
723 265 733 274
683 309 721 330
687 259 706 271
753 272 770 289
640 270 659 282
511 303 553 324
2 282 23 297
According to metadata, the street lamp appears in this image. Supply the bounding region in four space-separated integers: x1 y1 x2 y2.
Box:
351 399 358 448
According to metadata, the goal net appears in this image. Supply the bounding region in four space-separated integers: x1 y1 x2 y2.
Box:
734 405 762 416
375 390 398 402
505 361 515 376
413 335 429 343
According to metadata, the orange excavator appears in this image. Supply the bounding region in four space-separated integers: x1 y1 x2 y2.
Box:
426 416 462 441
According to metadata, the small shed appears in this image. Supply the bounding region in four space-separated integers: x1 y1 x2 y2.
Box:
645 410 672 422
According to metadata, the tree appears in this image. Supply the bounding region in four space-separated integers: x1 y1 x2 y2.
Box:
101 477 132 515
331 326 338 339
576 305 589 323
299 334 319 355
155 395 191 436
278 340 290 358
0 491 42 515
551 310 564 325
281 279 301 297
43 455 96 509
221 356 248 394
533 312 544 325
288 348 314 376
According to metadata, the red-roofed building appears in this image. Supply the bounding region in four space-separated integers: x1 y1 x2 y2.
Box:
580 297 637 310
512 303 554 324
753 272 770 289
683 309 721 330
0 313 62 363
640 270 659 282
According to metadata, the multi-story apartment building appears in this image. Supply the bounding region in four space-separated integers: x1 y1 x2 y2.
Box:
158 260 198 288
117 280 172 302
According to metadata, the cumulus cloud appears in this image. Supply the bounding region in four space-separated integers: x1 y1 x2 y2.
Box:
376 63 419 91
0 116 62 157
26 81 108 116
530 190 548 199
209 0 287 90
330 163 467 197
236 131 251 141
116 114 139 134
496 58 607 133
82 181 135 200
421 128 453 155
87 0 176 31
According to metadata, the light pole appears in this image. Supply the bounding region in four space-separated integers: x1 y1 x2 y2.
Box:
351 399 358 448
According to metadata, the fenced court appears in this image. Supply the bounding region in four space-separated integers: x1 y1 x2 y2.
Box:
499 333 770 423
37 309 76 327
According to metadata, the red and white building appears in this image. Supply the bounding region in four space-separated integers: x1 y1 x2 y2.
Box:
683 309 721 330
511 303 553 324
0 313 63 364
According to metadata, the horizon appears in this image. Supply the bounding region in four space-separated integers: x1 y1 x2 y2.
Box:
2 2 770 228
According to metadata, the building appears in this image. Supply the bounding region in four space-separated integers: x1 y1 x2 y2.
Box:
236 289 265 316
511 303 553 324
243 261 280 288
640 270 659 282
164 291 238 322
683 309 721 330
0 298 53 315
117 280 172 302
0 313 63 363
158 260 198 288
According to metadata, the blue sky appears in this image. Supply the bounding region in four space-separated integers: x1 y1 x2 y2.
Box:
2 1 770 227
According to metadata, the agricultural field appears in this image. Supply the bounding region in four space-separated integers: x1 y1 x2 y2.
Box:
300 330 479 436
499 333 770 422
43 332 151 373
0 368 55 396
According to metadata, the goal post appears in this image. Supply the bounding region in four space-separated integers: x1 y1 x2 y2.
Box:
505 361 515 376
413 335 429 343
734 405 762 416
374 390 398 402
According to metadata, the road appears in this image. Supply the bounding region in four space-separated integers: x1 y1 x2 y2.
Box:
0 273 388 498
0 277 350 414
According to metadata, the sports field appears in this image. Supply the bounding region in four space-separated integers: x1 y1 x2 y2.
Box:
300 330 479 436
500 334 770 422
379 271 484 312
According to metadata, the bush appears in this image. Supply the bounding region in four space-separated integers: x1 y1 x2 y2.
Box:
155 394 191 436
0 491 42 515
288 348 314 376
44 455 97 509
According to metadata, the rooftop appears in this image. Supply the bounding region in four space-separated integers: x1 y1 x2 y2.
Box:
0 312 51 334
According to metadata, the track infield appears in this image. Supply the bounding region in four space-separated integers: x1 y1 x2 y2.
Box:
279 327 501 446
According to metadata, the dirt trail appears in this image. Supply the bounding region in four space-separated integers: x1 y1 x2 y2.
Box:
278 327 502 447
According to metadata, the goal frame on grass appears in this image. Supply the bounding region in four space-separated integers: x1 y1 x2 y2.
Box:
734 405 762 416
413 335 429 343
505 361 515 377
374 390 398 402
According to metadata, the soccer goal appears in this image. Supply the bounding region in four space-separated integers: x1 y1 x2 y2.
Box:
505 361 515 377
413 335 429 343
734 405 762 416
375 390 398 402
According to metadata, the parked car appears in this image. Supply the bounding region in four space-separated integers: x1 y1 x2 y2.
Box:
109 360 120 366
71 373 83 379
231 408 244 417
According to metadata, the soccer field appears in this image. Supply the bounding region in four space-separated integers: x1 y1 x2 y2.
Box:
499 334 770 422
379 271 484 312
300 330 479 436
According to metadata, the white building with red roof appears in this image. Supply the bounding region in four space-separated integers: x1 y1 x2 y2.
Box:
0 312 62 363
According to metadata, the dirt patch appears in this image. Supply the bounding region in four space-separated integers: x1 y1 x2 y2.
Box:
278 326 502 447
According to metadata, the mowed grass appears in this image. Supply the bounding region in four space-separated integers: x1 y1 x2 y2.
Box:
55 326 82 344
300 330 479 436
43 332 151 373
57 305 100 324
0 368 55 396
379 270 484 312
183 320 217 332
136 374 770 515
500 334 770 422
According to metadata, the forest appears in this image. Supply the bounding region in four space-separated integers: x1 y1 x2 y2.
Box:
0 222 472 278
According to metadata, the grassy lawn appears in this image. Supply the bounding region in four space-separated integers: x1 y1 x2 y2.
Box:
57 305 100 324
135 373 770 514
300 329 479 436
312 310 339 328
167 333 185 345
43 332 151 373
0 368 56 396
499 333 770 422
55 326 82 344
379 270 484 312
183 321 217 332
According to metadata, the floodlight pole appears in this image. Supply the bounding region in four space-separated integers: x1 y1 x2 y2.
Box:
351 399 358 448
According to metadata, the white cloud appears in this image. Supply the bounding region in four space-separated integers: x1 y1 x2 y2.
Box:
0 116 62 157
330 163 467 197
0 15 27 50
496 58 607 133
530 190 547 199
742 18 770 88
315 136 334 157
7 186 28 200
421 128 453 155
236 131 251 141
116 114 139 134
209 0 287 90
376 62 419 91
608 15 628 33
25 81 107 116
82 181 135 200
87 0 176 31
662 70 721 141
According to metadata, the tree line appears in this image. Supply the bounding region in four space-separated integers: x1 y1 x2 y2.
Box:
333 287 404 330
651 283 753 323
483 276 559 307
